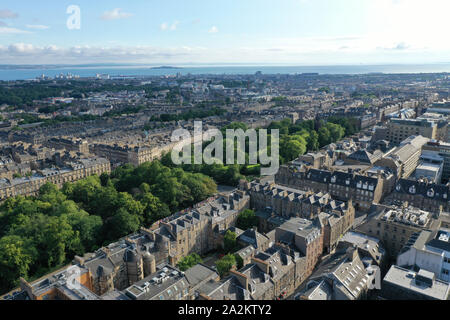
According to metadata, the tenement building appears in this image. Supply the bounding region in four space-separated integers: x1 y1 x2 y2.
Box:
385 179 450 214
4 190 249 300
300 248 380 300
0 156 110 200
275 165 391 212
240 180 355 254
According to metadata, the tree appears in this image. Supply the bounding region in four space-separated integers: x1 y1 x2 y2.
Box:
281 136 307 162
236 209 258 231
306 130 319 151
318 127 331 147
325 123 345 142
224 230 237 253
140 192 171 226
177 253 203 271
103 208 140 242
216 254 237 277
0 236 36 291
235 254 244 269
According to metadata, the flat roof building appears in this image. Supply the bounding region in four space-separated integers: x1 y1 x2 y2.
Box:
381 266 450 300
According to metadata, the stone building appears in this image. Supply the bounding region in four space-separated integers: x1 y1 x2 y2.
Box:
374 135 429 179
385 179 450 214
0 157 110 201
356 206 440 259
300 248 380 300
46 137 90 155
275 165 391 212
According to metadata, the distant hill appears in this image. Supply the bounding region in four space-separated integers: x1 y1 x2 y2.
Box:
149 66 183 70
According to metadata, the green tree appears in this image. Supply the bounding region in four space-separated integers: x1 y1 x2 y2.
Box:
103 208 140 242
0 236 36 291
177 253 203 271
236 209 258 231
140 192 171 226
216 254 237 277
224 230 237 253
318 127 331 147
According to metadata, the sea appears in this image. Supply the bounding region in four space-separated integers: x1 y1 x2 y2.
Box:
0 64 450 81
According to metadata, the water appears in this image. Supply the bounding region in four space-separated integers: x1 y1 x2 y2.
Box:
0 64 449 81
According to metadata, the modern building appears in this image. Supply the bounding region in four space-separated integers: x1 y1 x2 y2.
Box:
386 117 447 145
423 140 450 183
381 266 450 300
397 228 450 283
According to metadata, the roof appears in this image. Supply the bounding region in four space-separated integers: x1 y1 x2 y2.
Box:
394 179 449 202
383 266 450 300
238 229 270 249
426 229 450 253
184 264 218 289
346 150 378 164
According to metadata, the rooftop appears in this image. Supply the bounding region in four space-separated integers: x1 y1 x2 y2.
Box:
383 266 450 300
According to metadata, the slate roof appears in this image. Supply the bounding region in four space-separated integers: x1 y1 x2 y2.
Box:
394 179 449 202
303 168 379 190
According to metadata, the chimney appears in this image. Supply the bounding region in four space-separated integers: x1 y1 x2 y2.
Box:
74 255 85 267
230 270 249 291
251 257 270 274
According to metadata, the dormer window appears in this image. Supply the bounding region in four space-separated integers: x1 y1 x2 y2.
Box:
427 189 435 198
444 194 448 199
409 185 416 194
396 184 401 192
331 176 337 184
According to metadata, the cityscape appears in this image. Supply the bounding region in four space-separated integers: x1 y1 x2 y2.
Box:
0 0 449 306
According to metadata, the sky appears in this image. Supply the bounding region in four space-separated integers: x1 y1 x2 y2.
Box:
0 0 449 66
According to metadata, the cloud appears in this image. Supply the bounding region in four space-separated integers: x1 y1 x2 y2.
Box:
0 9 18 19
26 24 50 30
377 42 411 51
0 27 31 34
267 48 284 52
0 21 7 27
0 43 200 64
161 21 179 31
101 8 133 21
170 21 179 31
208 26 219 33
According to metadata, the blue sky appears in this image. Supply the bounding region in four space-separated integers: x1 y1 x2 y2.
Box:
0 0 449 65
